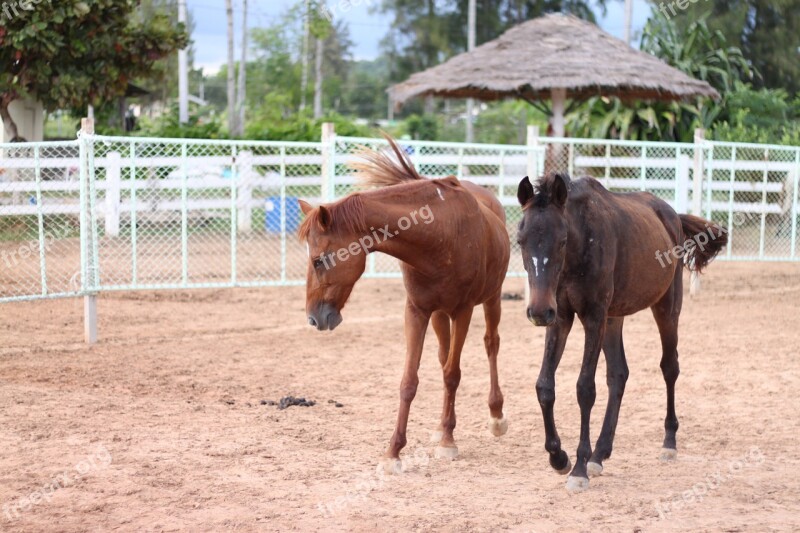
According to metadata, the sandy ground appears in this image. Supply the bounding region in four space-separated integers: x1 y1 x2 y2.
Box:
1 262 799 532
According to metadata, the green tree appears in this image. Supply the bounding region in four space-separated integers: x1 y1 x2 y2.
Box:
0 0 187 139
654 0 800 95
567 16 754 141
247 4 353 118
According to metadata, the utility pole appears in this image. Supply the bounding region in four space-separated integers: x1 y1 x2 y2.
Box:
623 0 633 46
465 0 476 142
226 0 236 135
313 36 324 119
178 0 188 124
300 0 310 112
236 0 248 135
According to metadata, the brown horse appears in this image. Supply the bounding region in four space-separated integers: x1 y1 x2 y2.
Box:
298 136 511 473
516 172 727 493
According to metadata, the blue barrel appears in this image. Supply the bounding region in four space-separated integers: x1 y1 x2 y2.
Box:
265 196 300 233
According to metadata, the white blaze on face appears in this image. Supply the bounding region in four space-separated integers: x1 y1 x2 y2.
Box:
437 187 445 201
532 256 550 277
306 242 310 258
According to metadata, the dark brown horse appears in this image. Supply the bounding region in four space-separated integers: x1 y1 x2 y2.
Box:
298 136 511 473
516 172 727 492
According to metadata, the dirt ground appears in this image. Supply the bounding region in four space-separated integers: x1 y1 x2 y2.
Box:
1 262 799 532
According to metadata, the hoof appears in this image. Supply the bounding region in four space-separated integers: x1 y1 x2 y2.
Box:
660 447 678 461
565 475 590 493
434 445 459 460
587 461 603 477
551 453 571 475
488 415 508 437
430 429 443 443
377 457 403 475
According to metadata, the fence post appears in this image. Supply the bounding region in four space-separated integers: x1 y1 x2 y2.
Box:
690 128 705 297
321 122 336 202
237 150 253 232
80 118 97 344
105 151 121 237
525 125 539 305
526 125 539 180
675 153 690 214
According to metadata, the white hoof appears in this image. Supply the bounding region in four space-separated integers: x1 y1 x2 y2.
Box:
430 429 443 443
660 447 678 461
488 415 508 437
434 445 459 460
565 475 590 493
587 461 603 477
377 458 403 475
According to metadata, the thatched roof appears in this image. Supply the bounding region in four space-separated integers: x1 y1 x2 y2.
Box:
389 13 719 107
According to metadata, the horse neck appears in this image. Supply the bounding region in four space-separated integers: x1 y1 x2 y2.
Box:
564 203 591 268
358 188 442 275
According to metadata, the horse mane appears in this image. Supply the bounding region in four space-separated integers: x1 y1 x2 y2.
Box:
350 132 423 188
298 194 367 241
529 172 570 208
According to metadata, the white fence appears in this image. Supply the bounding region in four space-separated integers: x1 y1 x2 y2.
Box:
1 125 798 340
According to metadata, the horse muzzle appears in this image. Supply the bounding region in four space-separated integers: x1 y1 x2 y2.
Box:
307 303 343 331
527 305 556 327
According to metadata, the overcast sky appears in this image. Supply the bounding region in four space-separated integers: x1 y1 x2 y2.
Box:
190 0 653 74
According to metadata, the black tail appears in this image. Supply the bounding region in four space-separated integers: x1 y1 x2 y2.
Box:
679 214 727 272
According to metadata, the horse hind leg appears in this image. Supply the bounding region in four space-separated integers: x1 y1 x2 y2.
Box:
429 310 450 444
433 306 474 460
651 269 683 461
587 317 629 477
483 295 507 437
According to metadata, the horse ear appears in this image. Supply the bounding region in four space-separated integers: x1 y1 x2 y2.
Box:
317 206 332 231
552 173 570 209
517 176 534 206
298 199 314 216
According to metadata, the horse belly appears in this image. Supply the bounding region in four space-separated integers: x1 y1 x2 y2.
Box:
608 225 677 316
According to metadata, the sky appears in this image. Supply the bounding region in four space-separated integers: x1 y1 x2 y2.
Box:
190 0 654 74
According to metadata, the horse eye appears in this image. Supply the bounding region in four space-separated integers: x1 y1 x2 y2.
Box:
559 240 567 249
313 258 324 269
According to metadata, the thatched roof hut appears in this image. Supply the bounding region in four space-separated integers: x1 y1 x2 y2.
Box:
389 13 719 137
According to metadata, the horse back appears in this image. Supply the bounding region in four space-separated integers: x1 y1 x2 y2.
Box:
569 178 682 315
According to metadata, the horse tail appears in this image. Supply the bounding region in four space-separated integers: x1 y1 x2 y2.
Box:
679 214 728 272
351 132 423 188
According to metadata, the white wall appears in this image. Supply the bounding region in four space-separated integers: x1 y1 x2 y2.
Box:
1 98 44 142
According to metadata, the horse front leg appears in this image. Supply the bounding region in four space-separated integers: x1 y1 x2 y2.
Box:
536 311 574 475
380 299 430 474
588 317 628 477
566 310 607 493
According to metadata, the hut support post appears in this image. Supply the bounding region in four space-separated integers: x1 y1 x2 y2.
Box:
551 88 566 138
550 88 567 171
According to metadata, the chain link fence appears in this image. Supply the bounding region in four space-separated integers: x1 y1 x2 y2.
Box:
704 142 799 260
1 132 798 305
333 136 543 276
0 139 83 302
